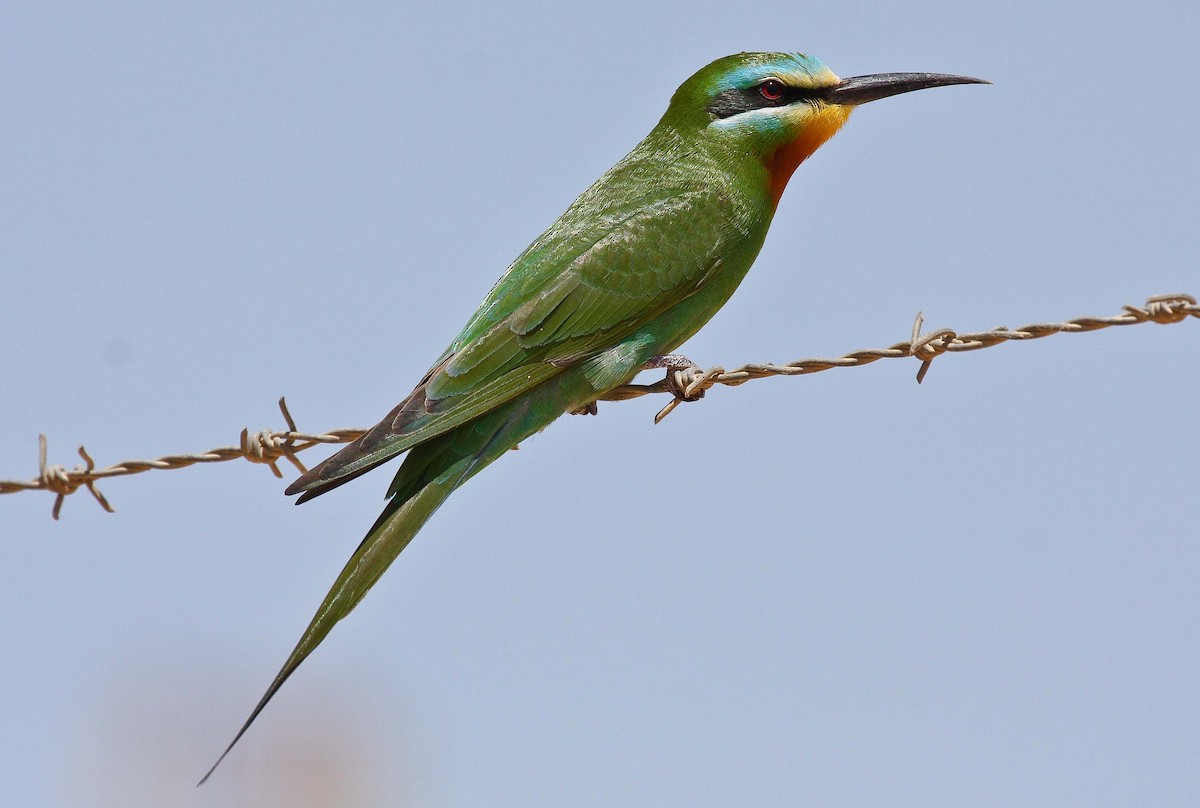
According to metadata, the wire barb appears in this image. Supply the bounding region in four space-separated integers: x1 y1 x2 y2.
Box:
35 435 114 520
238 399 311 478
3 399 367 518
3 293 1196 517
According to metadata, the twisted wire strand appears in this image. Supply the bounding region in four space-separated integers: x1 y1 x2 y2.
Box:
3 293 1195 518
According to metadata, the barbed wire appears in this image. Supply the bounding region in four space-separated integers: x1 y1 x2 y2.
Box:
0 407 369 520
3 293 1195 519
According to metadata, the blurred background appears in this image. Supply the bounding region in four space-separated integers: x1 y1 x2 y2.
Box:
2 2 1198 806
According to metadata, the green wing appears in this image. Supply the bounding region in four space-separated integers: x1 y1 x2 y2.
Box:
288 177 739 499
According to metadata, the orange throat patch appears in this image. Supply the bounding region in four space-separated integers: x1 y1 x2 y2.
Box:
766 105 852 206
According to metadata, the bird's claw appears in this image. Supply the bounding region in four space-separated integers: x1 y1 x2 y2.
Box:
570 401 599 416
644 354 705 402
665 368 705 402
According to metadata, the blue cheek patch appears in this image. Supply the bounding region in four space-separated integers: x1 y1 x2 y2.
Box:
710 106 791 133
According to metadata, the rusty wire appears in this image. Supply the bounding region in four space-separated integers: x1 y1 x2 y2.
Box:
3 293 1195 518
1 403 366 520
604 292 1199 420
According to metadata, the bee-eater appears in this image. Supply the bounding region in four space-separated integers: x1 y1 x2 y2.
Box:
201 52 985 782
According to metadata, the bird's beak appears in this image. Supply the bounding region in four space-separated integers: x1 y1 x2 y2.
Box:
824 72 989 106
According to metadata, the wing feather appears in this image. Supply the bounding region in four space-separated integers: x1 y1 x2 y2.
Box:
289 180 738 500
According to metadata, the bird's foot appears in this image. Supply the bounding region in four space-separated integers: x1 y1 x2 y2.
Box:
570 401 600 416
644 354 705 402
643 353 697 372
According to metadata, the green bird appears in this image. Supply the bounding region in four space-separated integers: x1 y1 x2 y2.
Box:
201 52 985 782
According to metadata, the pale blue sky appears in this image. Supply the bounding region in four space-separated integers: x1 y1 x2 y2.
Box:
3 2 1198 806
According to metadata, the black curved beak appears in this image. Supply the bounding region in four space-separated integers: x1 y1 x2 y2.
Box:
824 72 990 106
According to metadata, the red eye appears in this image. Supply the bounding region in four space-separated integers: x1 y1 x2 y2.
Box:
759 79 785 101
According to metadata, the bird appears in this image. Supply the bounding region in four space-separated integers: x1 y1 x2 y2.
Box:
200 51 986 783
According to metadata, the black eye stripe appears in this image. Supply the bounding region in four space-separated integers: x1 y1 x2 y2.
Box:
706 84 823 119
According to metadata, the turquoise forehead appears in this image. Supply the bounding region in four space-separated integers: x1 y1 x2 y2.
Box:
713 53 833 91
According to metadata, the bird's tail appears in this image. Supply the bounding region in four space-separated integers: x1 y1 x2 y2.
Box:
199 402 531 785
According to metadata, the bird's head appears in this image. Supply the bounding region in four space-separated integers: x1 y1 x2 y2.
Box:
665 52 987 205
